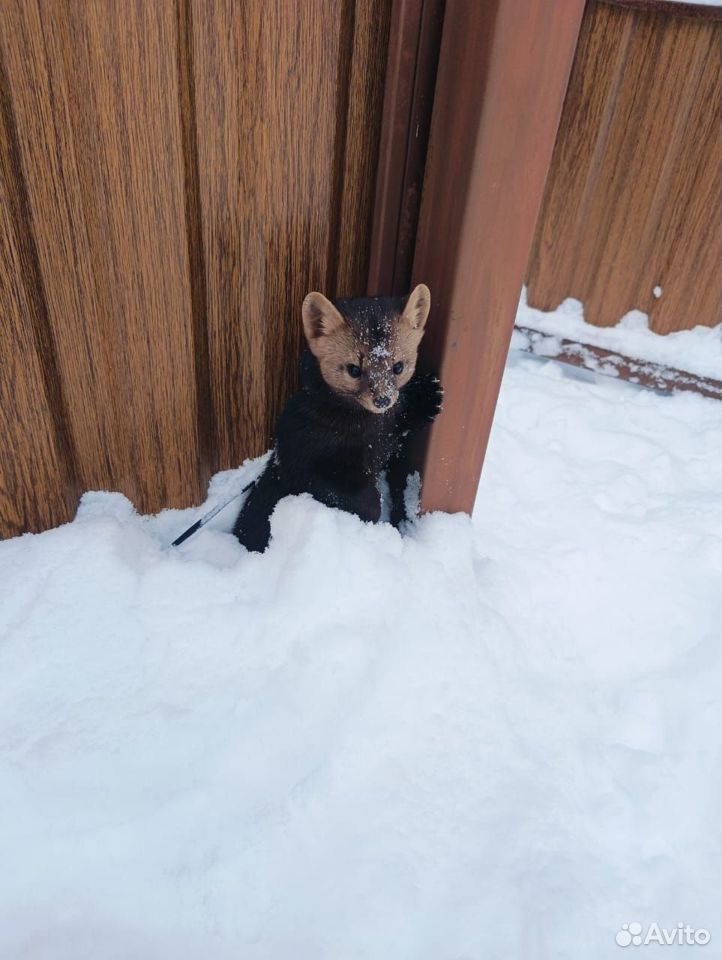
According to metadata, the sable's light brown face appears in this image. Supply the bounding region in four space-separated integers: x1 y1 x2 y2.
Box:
301 285 431 413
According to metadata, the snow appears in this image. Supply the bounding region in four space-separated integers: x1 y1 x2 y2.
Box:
1 354 720 958
517 287 721 380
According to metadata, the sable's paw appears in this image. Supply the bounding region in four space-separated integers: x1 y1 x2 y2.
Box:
352 485 382 523
416 373 444 422
389 498 406 528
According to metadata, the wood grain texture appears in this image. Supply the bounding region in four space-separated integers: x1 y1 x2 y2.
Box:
367 0 445 296
602 0 722 21
527 1 722 334
334 0 393 296
176 0 215 487
411 0 585 515
192 0 392 470
0 48 79 535
0 0 391 536
0 0 202 516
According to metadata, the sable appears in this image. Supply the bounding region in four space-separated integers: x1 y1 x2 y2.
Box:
233 285 442 552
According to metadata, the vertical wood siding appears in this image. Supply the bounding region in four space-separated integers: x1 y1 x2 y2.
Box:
409 0 585 515
0 0 391 537
526 0 722 334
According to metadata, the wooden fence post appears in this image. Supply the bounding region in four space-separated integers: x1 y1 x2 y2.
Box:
367 0 445 297
411 0 586 514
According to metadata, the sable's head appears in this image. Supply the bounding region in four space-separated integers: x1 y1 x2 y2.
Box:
301 284 431 413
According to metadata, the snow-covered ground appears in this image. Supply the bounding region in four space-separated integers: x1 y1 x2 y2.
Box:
1 351 719 959
516 288 721 380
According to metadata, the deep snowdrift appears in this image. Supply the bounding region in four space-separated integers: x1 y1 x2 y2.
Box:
1 354 719 959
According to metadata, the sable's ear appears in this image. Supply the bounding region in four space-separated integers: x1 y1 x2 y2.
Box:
400 283 431 332
302 292 345 345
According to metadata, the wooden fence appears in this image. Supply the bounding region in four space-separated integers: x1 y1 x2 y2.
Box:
0 0 391 536
2 0 719 537
527 0 721 333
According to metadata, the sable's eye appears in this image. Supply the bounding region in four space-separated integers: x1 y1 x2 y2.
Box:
347 363 362 379
393 361 404 375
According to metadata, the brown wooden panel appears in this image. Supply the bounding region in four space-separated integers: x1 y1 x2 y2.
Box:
0 0 202 515
334 0 393 296
603 0 722 20
0 0 391 536
645 44 721 334
192 0 392 469
526 1 722 333
0 59 78 536
367 0 445 297
0 236 70 537
409 0 585 515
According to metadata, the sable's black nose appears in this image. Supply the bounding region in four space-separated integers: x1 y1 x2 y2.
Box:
373 395 390 409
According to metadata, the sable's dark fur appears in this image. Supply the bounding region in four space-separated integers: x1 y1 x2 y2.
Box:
233 291 442 552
